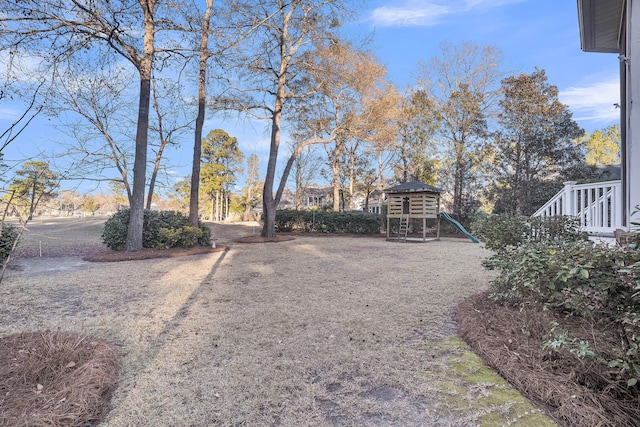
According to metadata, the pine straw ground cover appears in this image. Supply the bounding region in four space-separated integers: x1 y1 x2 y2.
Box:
0 331 118 426
3 217 561 426
456 292 640 427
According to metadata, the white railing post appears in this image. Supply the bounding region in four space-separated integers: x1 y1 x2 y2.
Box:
562 181 577 216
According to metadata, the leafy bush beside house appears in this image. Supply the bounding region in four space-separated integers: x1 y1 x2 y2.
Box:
102 209 211 251
472 213 640 392
471 214 586 253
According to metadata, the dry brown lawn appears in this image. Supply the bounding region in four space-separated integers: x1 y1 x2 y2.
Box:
1 217 554 426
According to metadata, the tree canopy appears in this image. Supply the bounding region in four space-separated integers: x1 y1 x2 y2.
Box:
580 124 621 166
488 69 584 215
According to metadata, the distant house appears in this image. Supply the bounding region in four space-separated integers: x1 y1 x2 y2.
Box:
578 0 640 229
301 186 331 209
361 190 385 214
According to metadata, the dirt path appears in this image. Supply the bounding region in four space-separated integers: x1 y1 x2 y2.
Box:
0 221 554 426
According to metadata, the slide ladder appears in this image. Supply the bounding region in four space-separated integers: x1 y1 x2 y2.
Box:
440 212 479 243
398 214 409 242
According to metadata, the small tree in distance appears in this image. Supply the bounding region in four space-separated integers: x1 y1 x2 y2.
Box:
244 154 262 218
5 161 59 220
200 129 244 221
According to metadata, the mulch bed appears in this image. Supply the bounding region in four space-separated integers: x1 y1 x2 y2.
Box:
455 292 640 427
235 235 296 243
0 331 119 427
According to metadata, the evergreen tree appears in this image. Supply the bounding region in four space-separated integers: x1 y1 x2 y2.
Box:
489 69 584 215
200 130 243 221
6 161 59 219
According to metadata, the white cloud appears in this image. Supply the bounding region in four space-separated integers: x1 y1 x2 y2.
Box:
0 107 21 120
560 77 620 123
370 3 450 27
368 0 524 27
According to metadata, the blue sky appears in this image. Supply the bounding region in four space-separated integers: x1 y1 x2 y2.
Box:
358 0 619 126
1 0 621 194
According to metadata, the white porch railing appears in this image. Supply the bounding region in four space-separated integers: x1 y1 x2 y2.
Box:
532 180 622 234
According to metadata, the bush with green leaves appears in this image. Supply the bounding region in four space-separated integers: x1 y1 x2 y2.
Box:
482 221 640 388
0 223 18 263
157 226 204 249
101 209 211 251
471 213 586 253
475 213 640 388
274 209 381 234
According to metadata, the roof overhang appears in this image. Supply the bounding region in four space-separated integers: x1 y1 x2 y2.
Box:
577 0 624 53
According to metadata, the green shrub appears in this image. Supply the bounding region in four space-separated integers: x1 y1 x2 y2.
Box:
0 223 18 263
274 209 381 234
476 212 640 388
484 236 640 389
101 210 130 251
158 226 204 249
471 214 529 251
471 214 585 253
102 209 211 251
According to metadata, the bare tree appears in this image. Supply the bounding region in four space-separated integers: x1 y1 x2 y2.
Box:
289 144 321 210
52 59 137 205
2 0 176 251
0 86 44 156
417 42 504 218
217 0 354 237
303 42 396 211
188 0 215 227
147 76 191 209
183 0 273 227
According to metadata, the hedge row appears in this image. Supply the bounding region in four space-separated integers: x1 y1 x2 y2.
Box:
274 209 381 234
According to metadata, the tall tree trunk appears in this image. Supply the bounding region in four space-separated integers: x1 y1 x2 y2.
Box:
126 0 155 252
189 0 214 227
261 64 286 237
348 150 355 210
328 142 344 212
401 145 409 182
146 156 158 210
453 139 465 218
28 181 37 220
332 161 341 211
215 190 220 221
127 74 151 251
245 186 253 218
225 190 229 219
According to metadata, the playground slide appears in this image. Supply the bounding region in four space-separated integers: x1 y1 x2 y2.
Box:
440 212 480 243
